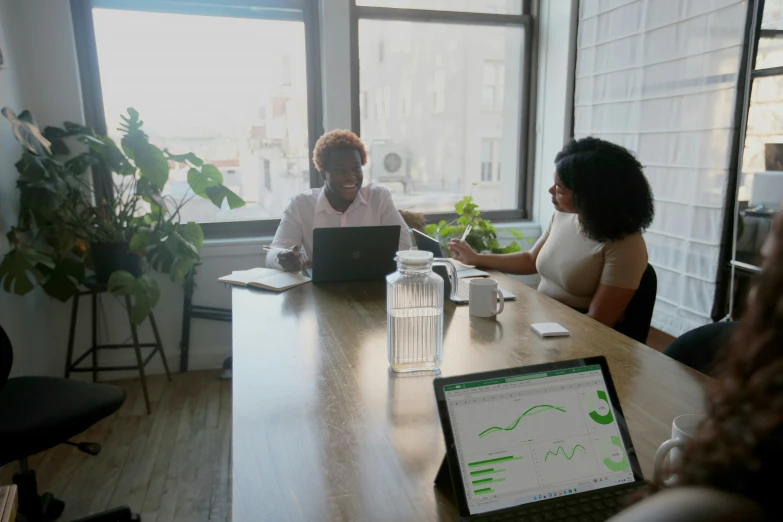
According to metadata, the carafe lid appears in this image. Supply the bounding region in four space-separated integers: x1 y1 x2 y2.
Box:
396 250 433 266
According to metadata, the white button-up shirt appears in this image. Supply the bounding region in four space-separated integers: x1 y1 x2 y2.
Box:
266 184 412 269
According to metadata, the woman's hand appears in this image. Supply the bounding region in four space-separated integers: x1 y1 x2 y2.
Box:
278 246 303 272
447 239 481 265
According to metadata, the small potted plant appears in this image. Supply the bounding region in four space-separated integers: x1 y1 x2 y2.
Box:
0 107 245 323
424 192 532 256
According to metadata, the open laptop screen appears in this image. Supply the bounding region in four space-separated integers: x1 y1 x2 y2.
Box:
442 364 636 515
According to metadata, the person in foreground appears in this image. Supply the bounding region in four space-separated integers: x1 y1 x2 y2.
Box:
266 129 411 271
449 137 654 327
609 213 783 521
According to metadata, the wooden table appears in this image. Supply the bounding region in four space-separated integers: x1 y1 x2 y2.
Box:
232 273 709 522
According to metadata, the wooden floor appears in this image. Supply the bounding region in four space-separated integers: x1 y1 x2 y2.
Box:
0 371 231 522
647 327 675 352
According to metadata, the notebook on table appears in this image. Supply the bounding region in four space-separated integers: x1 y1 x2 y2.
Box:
218 267 310 292
433 356 646 521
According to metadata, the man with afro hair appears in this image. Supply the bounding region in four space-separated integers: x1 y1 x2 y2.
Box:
266 129 411 271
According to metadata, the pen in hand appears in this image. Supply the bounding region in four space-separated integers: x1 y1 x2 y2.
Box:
460 225 472 243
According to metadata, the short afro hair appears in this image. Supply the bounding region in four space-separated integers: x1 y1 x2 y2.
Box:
312 129 367 173
555 137 654 242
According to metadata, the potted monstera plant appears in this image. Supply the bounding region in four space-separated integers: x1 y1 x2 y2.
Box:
0 107 245 323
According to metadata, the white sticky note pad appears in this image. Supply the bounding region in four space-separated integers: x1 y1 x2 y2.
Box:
531 322 570 338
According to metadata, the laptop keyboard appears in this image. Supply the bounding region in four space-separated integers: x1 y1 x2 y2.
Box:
471 483 646 522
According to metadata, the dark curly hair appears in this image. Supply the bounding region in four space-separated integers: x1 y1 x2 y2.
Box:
312 129 367 173
665 211 783 516
555 137 654 242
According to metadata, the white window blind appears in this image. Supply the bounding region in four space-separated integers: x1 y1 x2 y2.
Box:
574 0 747 336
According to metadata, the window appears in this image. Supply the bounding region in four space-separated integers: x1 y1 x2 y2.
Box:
482 61 505 111
264 159 272 191
354 1 530 215
400 79 412 116
433 70 446 113
356 0 522 15
83 0 319 226
481 139 501 182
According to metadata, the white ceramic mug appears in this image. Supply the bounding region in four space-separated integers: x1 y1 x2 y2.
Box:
469 278 504 318
653 414 705 485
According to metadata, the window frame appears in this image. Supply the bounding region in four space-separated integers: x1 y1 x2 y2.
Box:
349 0 535 221
70 0 324 239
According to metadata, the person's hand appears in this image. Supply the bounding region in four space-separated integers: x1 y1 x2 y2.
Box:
447 238 480 265
278 246 303 272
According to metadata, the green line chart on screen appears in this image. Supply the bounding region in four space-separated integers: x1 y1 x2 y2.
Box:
478 404 567 438
544 444 587 462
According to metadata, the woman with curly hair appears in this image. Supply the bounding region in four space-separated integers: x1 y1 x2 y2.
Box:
609 213 783 521
267 129 411 271
449 137 654 327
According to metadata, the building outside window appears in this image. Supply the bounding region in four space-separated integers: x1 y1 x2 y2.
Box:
481 139 501 182
482 61 505 111
354 0 529 214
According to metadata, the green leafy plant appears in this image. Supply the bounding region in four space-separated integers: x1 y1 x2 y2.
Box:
424 192 532 255
0 107 245 323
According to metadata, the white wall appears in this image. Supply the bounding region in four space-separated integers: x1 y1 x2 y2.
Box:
0 0 83 377
531 0 578 228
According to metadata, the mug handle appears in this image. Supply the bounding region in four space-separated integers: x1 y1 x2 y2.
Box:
494 290 504 315
653 438 686 483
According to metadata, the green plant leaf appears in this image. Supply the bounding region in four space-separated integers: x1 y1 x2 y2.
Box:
169 257 196 282
129 227 153 252
147 243 175 274
204 185 245 209
15 153 48 182
108 271 161 324
135 177 167 210
423 223 437 236
2 107 52 156
39 256 85 302
187 165 223 196
84 135 135 175
118 107 145 136
165 150 203 167
180 222 204 251
64 153 100 177
494 241 521 254
43 126 71 156
122 135 169 189
0 247 53 295
18 177 67 216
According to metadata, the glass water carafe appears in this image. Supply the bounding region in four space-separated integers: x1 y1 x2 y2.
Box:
386 250 458 372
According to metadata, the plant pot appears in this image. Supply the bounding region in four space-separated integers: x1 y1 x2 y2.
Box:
90 241 143 283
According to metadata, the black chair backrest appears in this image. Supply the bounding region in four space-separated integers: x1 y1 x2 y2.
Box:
0 323 13 392
614 264 657 344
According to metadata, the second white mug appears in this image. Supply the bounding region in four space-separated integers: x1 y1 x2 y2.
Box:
653 413 705 485
469 278 504 318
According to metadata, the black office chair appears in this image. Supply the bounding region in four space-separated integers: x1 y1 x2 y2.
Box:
614 264 657 344
0 324 139 522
